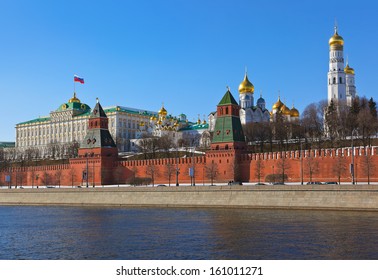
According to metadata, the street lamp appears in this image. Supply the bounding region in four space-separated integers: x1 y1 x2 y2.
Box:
85 152 94 188
351 129 358 185
299 138 303 185
175 147 179 186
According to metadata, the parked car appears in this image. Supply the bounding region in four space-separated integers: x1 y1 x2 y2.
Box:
324 181 338 185
272 182 285 185
157 184 166 187
306 182 323 185
255 183 266 185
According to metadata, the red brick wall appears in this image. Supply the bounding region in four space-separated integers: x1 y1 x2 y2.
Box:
1 147 378 186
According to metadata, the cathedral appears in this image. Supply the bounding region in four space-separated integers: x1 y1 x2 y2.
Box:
208 71 300 132
327 26 357 106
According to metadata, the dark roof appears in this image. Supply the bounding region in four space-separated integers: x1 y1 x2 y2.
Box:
91 100 107 118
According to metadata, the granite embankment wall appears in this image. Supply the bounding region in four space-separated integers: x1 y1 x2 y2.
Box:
1 185 378 211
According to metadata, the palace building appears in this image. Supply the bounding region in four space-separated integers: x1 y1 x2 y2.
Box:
15 92 158 157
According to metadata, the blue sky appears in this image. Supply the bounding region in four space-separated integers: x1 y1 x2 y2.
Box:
0 0 377 141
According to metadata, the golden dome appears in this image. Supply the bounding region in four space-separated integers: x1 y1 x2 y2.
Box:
344 64 355 75
158 104 167 116
329 28 344 49
68 92 81 103
281 104 291 115
272 96 283 110
238 73 254 93
290 106 299 117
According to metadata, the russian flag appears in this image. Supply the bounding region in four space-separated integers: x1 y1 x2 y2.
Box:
74 75 84 84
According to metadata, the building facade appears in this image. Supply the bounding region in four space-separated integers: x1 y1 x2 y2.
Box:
15 92 157 157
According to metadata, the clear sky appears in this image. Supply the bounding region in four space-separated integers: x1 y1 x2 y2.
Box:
0 0 377 141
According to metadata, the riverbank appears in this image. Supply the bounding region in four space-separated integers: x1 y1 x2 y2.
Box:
1 185 378 210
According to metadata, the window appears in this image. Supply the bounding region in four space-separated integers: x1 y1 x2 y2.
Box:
339 77 342 84
333 77 336 84
225 107 229 114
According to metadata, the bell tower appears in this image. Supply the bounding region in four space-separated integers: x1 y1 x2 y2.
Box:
328 26 346 105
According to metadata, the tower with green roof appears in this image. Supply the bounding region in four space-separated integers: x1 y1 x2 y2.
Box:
207 88 246 183
210 89 246 150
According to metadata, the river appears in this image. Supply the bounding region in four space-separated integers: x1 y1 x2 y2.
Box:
1 206 377 259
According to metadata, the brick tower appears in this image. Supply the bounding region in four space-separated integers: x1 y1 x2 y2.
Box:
70 98 118 186
207 89 247 182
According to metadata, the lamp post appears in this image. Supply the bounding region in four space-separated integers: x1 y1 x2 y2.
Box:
85 152 94 188
85 153 89 188
175 147 179 186
351 129 358 185
300 139 303 185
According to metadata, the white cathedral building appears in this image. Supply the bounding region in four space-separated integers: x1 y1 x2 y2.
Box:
327 26 357 106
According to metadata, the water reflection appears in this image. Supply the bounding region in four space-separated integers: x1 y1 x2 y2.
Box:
0 206 377 259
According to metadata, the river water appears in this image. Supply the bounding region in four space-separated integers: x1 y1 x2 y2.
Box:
0 206 377 259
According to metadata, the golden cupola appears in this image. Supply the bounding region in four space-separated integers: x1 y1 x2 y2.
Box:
344 64 355 75
238 73 254 94
290 105 299 117
158 104 167 116
329 27 344 50
280 104 291 116
272 96 283 110
68 92 81 103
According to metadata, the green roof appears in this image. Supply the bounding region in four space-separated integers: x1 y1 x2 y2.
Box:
17 116 51 126
0 142 15 148
218 90 238 106
179 123 209 131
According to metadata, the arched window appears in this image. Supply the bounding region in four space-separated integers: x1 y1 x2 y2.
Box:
225 107 229 114
339 77 342 84
333 77 336 84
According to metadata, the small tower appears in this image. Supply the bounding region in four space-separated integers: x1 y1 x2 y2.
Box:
208 88 246 183
79 98 117 157
327 26 346 105
71 98 119 186
211 88 246 150
344 63 356 106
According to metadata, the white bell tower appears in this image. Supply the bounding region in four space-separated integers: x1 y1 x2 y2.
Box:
327 26 346 105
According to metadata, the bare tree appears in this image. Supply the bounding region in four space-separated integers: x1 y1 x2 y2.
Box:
302 102 324 149
41 171 50 187
164 162 174 186
55 169 63 188
158 135 174 158
68 168 77 188
332 156 347 184
304 156 319 182
146 164 159 186
276 152 291 183
254 157 265 184
205 161 218 186
361 151 375 185
66 141 80 158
